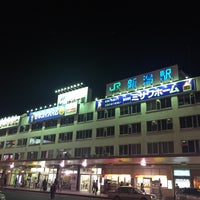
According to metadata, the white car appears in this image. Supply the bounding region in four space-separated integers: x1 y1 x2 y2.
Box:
0 191 6 200
108 186 156 200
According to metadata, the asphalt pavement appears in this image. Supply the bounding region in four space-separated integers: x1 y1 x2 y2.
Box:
2 185 109 199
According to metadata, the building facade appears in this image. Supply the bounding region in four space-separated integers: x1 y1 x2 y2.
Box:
0 64 200 198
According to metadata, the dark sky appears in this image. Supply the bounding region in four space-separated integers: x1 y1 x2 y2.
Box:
0 2 200 117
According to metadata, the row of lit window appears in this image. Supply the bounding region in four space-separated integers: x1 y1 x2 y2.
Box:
1 139 200 161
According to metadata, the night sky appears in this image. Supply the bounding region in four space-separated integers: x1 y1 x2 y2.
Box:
0 2 200 117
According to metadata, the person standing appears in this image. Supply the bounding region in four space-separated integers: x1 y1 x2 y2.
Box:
140 183 145 193
54 178 58 192
34 178 38 189
42 178 47 191
159 183 163 200
14 177 18 188
175 183 180 196
50 183 56 199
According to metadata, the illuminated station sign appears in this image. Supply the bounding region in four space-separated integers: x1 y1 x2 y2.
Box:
106 65 179 96
96 65 195 110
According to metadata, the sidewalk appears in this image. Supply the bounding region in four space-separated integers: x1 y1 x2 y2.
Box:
3 185 109 199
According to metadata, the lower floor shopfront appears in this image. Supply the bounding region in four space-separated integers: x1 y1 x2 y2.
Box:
0 160 200 199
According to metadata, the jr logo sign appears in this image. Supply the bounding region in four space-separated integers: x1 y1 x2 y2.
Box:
109 82 121 92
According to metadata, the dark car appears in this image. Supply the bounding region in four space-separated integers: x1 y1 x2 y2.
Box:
176 187 200 200
107 186 156 200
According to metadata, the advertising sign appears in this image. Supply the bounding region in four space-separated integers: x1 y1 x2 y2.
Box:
29 102 77 123
96 79 195 110
57 87 89 105
0 116 20 130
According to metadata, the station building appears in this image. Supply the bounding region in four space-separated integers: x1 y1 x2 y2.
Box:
0 64 199 198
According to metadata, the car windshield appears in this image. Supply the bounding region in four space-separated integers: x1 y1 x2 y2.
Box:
180 188 200 195
135 188 144 194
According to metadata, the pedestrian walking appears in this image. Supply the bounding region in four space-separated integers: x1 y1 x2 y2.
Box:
92 180 98 195
50 183 56 199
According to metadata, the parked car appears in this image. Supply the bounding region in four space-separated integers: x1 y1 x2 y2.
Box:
0 191 6 200
107 186 156 200
176 187 200 200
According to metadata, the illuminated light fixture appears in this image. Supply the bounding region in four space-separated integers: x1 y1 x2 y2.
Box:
41 161 46 168
55 82 85 94
10 162 14 169
82 159 87 167
140 158 146 166
60 160 65 168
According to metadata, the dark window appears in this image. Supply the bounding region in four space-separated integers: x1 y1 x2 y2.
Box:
95 146 114 157
97 108 115 119
0 129 7 137
178 92 200 106
14 152 25 160
27 151 38 160
120 103 141 115
8 127 18 135
147 118 173 132
146 97 171 111
45 119 57 129
75 147 91 157
182 140 200 153
31 122 43 131
78 112 93 122
147 141 174 154
60 115 74 126
59 132 73 142
19 125 30 133
96 127 115 137
120 123 141 135
76 129 92 139
180 115 200 129
17 138 27 146
119 144 141 155
41 150 53 159
0 141 4 148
